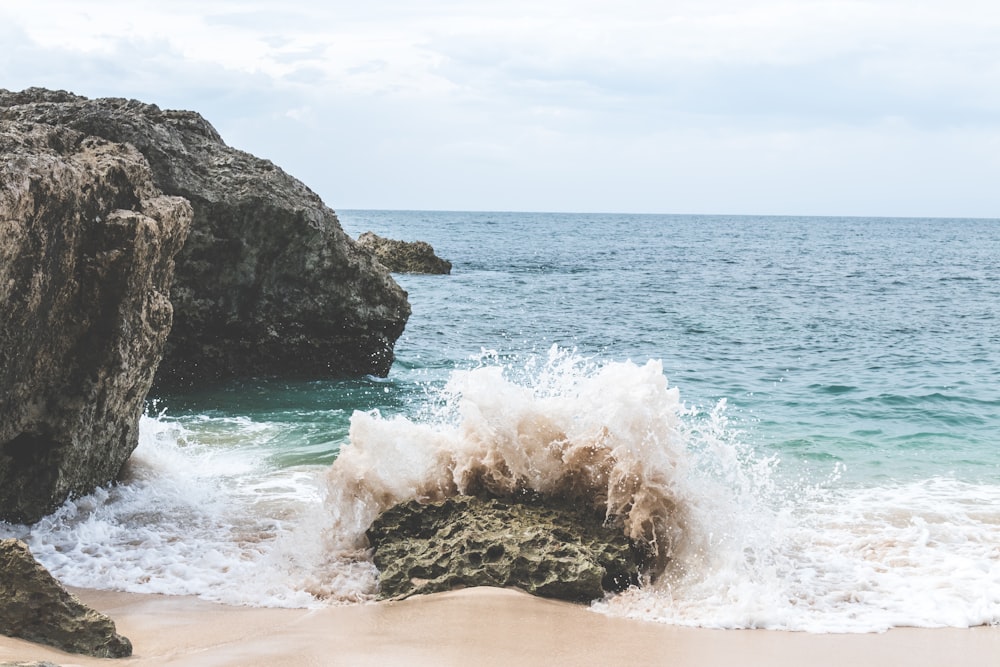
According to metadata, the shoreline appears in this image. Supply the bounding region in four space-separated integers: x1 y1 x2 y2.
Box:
1 587 997 666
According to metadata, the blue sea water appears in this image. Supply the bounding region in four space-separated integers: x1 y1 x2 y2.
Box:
4 211 999 631
355 211 1000 485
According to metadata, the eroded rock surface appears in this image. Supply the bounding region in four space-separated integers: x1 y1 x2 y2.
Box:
0 120 190 523
357 231 452 274
0 539 132 658
366 495 641 602
1 88 411 387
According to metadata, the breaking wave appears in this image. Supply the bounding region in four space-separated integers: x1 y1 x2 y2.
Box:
5 347 999 632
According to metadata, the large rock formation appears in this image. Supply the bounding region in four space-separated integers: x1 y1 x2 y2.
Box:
366 495 641 602
0 539 132 658
0 88 411 387
357 231 452 274
0 120 191 523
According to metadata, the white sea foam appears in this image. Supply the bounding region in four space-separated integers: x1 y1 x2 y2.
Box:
323 347 1000 631
598 477 1000 632
0 414 360 607
323 349 714 576
4 349 999 630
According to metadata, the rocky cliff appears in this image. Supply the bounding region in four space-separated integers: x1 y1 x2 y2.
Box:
0 120 191 522
0 88 411 387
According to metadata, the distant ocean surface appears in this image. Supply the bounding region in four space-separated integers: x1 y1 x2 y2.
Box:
4 211 999 632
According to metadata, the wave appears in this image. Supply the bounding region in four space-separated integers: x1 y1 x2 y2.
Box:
320 348 1000 631
4 348 999 632
0 414 366 608
321 348 768 580
600 477 1000 631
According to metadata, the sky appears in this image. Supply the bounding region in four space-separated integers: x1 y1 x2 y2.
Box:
1 0 998 217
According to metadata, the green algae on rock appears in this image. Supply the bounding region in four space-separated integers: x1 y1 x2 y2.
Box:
366 495 642 602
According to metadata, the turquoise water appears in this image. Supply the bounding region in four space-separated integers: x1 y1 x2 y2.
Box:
5 211 1000 630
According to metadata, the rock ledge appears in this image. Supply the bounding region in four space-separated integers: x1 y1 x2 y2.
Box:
358 231 452 274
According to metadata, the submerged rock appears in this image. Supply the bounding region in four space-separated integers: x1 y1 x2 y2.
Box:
366 495 641 602
0 539 132 658
0 121 190 523
357 231 452 274
0 88 411 387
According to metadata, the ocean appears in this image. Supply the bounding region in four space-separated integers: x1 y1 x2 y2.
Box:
3 211 999 632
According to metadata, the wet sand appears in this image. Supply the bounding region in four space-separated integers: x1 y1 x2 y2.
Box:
1 586 997 666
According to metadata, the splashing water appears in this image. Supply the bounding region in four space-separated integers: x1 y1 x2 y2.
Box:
322 348 779 589
322 348 1000 631
3 348 1000 631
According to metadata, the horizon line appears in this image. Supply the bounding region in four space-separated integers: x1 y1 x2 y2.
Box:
335 208 999 222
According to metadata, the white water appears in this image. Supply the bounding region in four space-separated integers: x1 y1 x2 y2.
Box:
597 476 1000 631
1 416 357 607
3 348 1000 631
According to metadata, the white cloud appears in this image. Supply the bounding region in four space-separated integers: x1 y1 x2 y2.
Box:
2 0 998 216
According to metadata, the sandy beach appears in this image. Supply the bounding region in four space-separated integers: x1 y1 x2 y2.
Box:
0 587 996 667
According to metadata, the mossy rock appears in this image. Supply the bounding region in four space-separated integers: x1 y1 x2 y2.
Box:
366 495 641 602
